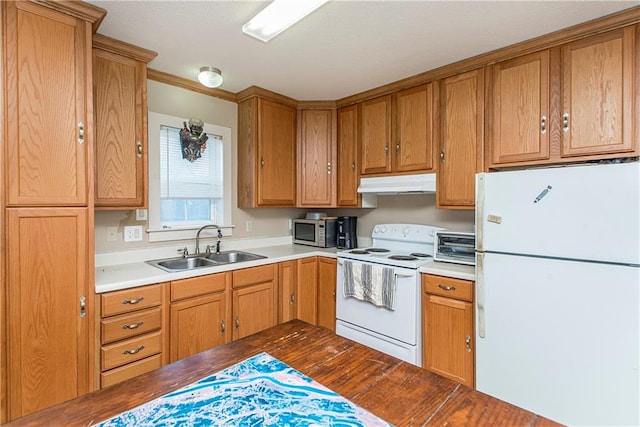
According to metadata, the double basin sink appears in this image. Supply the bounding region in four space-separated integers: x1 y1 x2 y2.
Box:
146 250 266 273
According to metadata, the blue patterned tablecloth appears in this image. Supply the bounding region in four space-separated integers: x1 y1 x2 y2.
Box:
95 352 392 426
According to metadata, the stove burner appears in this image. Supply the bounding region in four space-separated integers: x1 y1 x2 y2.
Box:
367 248 390 253
349 250 370 255
388 255 419 261
410 252 432 258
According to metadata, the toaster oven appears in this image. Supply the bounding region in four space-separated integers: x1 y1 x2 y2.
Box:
434 231 476 265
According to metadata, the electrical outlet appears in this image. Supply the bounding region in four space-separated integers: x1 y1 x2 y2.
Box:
124 225 143 242
106 226 118 242
245 221 253 232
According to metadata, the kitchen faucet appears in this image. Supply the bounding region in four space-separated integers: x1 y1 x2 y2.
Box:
195 224 222 255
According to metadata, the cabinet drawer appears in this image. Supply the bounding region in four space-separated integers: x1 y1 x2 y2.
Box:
171 272 229 302
101 307 162 345
232 264 276 289
422 275 474 302
100 354 162 389
101 331 162 371
102 284 162 317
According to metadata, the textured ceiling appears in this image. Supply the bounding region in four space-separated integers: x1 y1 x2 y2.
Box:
88 1 638 101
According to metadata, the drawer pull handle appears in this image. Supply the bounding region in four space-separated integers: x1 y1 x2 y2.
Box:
122 345 145 355
122 296 144 305
221 319 225 334
465 335 472 353
438 284 456 291
122 321 144 330
136 141 143 158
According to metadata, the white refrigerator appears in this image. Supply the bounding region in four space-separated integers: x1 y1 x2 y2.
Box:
475 161 640 426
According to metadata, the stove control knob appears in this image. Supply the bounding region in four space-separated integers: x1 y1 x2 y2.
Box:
373 226 379 233
380 226 387 233
402 227 410 236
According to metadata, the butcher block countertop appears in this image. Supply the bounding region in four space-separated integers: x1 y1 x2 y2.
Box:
5 321 560 427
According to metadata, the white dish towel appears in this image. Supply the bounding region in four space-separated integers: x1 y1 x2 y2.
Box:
343 260 396 310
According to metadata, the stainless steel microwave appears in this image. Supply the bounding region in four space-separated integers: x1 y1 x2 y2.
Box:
434 231 476 265
292 218 337 248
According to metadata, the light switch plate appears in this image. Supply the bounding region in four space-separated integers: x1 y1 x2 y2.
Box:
135 209 148 221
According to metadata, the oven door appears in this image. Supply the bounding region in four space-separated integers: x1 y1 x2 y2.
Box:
336 259 420 346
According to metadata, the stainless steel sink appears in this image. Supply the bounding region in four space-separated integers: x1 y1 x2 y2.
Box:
146 256 219 272
204 250 266 264
146 251 266 272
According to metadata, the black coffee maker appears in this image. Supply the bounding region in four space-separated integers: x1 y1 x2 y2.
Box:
337 216 358 249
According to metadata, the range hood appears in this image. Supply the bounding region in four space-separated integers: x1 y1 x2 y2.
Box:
357 173 436 195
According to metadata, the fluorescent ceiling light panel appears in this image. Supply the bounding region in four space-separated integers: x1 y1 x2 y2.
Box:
243 0 329 43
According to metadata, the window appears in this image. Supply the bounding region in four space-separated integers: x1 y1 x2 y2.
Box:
148 112 232 242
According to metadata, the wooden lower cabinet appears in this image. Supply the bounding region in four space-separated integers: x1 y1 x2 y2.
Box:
99 283 168 388
297 257 318 324
278 260 298 323
6 208 91 418
232 264 278 339
169 272 231 362
422 274 475 387
317 257 337 331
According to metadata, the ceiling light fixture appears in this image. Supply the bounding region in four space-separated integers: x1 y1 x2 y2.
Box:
197 66 223 88
242 0 329 43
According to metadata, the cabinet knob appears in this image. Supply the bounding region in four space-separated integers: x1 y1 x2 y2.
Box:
122 296 144 305
122 345 145 355
562 113 569 133
385 144 389 154
440 151 445 163
351 162 356 171
79 296 86 319
327 162 332 175
235 315 240 329
136 141 143 158
396 143 400 154
290 292 296 304
540 116 547 135
220 319 225 334
122 321 144 330
465 335 472 353
260 158 265 168
78 122 85 145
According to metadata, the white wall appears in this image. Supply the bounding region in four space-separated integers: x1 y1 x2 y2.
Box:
94 80 474 254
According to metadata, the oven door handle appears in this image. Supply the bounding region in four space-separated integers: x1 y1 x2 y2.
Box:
337 259 414 277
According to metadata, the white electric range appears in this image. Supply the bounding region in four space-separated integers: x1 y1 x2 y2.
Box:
335 223 445 366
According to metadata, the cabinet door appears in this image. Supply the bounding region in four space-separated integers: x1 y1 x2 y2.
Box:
317 257 337 332
562 27 636 157
5 2 89 206
297 257 318 324
395 83 436 172
438 69 484 209
93 48 147 208
360 95 392 175
170 292 227 362
257 99 296 206
298 109 336 207
423 294 474 387
6 208 90 418
232 282 276 340
337 105 360 207
278 260 297 323
488 51 550 165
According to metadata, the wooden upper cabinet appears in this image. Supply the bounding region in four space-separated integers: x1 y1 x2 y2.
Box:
360 95 392 175
561 26 637 158
336 104 360 207
487 50 551 166
395 83 436 172
93 34 156 209
297 109 336 207
438 69 484 209
238 97 296 207
5 1 93 206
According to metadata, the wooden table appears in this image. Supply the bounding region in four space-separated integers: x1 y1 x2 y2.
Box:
5 321 561 426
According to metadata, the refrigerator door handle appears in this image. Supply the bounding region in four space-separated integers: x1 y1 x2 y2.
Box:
476 252 486 338
475 173 485 252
